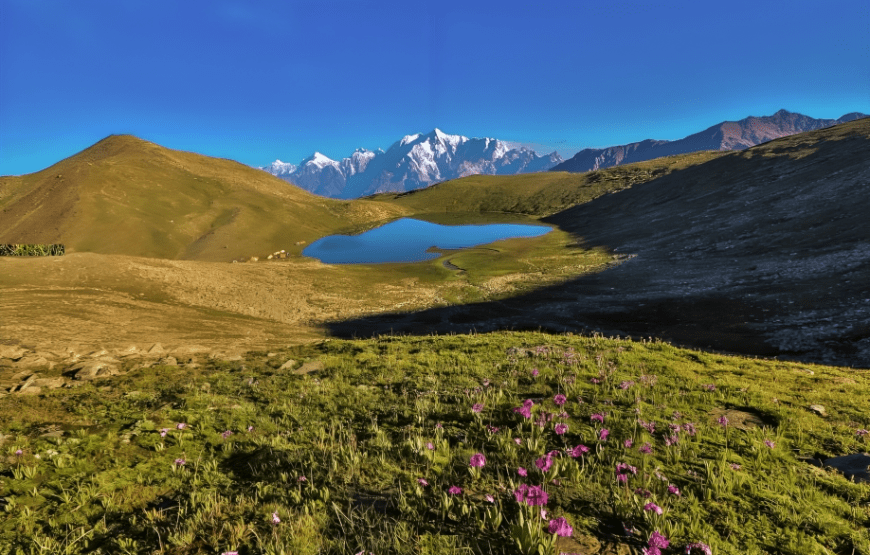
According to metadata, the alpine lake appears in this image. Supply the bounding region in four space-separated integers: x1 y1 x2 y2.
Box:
303 216 553 264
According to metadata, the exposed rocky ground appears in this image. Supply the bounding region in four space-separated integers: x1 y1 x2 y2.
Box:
327 121 870 368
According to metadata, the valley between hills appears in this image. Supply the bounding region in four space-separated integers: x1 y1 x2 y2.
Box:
1 118 869 372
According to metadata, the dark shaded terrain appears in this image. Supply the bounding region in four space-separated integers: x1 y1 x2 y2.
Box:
328 119 870 368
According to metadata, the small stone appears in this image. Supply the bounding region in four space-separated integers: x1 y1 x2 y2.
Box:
295 361 324 375
157 356 178 366
809 404 827 417
70 361 119 381
0 345 27 361
32 377 65 389
147 343 165 356
278 359 297 371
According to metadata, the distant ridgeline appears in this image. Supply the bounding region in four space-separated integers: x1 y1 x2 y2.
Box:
0 244 65 256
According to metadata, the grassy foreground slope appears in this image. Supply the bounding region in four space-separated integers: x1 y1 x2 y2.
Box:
0 135 407 261
1 332 867 554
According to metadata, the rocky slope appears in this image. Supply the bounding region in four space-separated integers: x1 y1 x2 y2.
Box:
551 109 867 173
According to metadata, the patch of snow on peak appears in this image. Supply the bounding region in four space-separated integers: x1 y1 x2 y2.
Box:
303 152 339 168
400 133 421 147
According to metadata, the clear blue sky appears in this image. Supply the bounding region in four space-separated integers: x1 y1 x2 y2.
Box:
1 0 867 175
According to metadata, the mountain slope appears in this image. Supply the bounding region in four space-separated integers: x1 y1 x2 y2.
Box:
552 109 868 173
0 135 407 261
262 129 563 199
328 118 870 367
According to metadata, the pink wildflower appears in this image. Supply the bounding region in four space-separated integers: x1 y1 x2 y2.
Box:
730 463 741 470
518 467 528 476
668 484 681 496
531 368 539 377
535 455 553 472
599 428 610 441
554 423 568 435
417 478 429 486
485 494 495 503
548 516 573 536
590 413 605 423
271 511 280 524
571 444 589 457
717 415 729 427
524 485 549 506
159 429 168 437
426 442 435 450
764 439 775 449
624 438 633 448
856 429 869 437
174 458 186 466
472 403 484 413
448 486 462 495
469 453 486 468
685 542 713 555
514 437 522 445
298 475 307 482
176 423 187 430
221 430 233 439
639 442 653 455
553 394 567 406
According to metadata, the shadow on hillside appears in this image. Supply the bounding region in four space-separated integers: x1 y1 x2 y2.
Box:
325 131 870 369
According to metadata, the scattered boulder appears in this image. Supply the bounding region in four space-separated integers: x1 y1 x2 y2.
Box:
157 356 178 367
295 360 323 375
19 386 42 396
278 359 297 371
69 361 119 381
31 377 65 390
824 453 870 483
0 345 27 361
12 355 54 370
15 373 41 393
146 343 165 356
809 404 827 417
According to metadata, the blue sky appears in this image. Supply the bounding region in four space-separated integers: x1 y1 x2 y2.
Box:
1 0 867 175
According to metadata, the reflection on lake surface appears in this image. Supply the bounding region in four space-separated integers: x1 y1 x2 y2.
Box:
303 218 552 264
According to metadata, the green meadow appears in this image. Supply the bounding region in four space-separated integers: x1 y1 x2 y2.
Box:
2 332 868 554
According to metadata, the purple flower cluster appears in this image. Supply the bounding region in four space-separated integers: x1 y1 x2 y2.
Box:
472 403 484 414
571 444 589 457
644 502 663 515
644 531 670 555
615 462 637 483
619 380 635 390
514 484 548 506
639 442 653 455
513 399 535 419
548 516 573 537
554 394 567 406
590 413 606 423
684 541 713 555
554 423 569 435
469 453 486 468
639 419 656 433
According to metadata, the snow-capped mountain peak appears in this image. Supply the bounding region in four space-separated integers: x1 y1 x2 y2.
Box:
260 129 563 199
302 152 338 168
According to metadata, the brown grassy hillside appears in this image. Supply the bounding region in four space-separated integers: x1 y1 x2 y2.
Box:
0 135 407 261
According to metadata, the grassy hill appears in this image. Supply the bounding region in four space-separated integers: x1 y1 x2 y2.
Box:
1 332 867 554
0 135 408 261
370 150 729 216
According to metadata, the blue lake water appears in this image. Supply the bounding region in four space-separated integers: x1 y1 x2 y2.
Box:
303 218 552 264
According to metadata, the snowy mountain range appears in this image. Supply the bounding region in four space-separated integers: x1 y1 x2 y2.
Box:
261 129 562 199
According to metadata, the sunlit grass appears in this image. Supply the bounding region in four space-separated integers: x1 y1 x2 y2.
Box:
1 332 868 554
